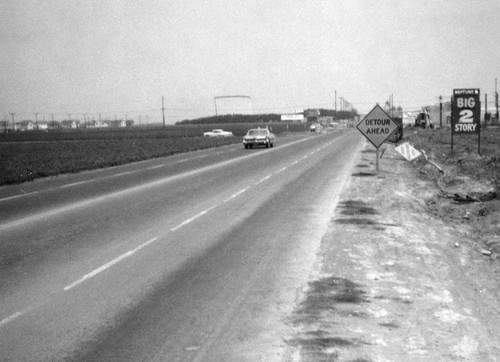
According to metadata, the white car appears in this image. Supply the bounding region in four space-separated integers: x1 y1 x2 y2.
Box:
203 129 233 137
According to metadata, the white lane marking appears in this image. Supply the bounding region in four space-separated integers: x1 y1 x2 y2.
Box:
254 175 272 185
170 206 217 232
110 171 133 178
275 166 288 174
223 187 250 202
64 237 158 291
0 311 23 327
148 164 165 170
290 160 299 166
0 191 39 202
60 180 93 189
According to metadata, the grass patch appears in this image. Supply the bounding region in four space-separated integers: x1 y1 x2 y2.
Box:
0 123 310 185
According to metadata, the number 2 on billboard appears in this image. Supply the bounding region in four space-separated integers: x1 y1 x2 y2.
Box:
459 110 474 123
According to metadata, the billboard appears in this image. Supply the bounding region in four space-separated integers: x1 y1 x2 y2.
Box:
281 114 305 121
452 89 480 134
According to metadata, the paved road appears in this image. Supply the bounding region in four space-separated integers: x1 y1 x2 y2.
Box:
0 130 364 361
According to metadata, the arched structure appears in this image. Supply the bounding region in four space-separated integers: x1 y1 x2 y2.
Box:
214 95 252 115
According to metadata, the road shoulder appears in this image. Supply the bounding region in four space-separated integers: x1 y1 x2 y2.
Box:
285 143 500 361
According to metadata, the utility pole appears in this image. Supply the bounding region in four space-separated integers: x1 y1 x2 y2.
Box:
162 96 166 129
334 90 337 118
496 78 499 122
485 93 488 125
439 95 443 128
10 112 15 131
391 94 394 116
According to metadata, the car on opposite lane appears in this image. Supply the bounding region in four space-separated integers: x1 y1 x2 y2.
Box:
242 128 275 149
203 129 234 137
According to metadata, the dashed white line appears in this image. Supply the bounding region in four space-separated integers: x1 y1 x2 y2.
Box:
290 160 299 166
0 311 23 327
170 206 217 231
254 175 272 185
275 166 288 173
224 187 250 202
64 237 158 291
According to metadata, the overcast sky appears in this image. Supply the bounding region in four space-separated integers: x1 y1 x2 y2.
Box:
1 0 499 123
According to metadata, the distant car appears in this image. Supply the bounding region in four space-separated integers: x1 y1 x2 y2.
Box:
310 123 322 132
243 128 275 149
203 129 233 137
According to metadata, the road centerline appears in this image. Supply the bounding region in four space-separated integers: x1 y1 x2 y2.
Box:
170 206 217 232
64 237 158 291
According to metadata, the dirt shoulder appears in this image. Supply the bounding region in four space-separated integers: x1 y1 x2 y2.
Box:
285 141 500 361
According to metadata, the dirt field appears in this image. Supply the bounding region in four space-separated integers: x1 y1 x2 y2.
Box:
405 126 500 258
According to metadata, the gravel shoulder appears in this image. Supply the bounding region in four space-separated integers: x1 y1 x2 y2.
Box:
285 141 500 361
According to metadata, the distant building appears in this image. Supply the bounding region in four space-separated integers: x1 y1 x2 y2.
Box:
36 122 48 131
18 120 35 131
61 120 80 129
109 120 126 128
305 109 320 123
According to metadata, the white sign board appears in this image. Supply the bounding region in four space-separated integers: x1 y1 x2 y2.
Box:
357 104 399 148
281 114 305 121
395 142 422 161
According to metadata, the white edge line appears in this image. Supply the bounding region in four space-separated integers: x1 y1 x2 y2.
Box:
64 237 158 291
170 205 217 231
110 171 134 177
60 180 92 189
0 191 39 202
0 311 23 327
148 164 164 170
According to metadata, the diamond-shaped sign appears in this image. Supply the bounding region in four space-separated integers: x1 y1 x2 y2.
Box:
395 142 422 161
357 104 399 148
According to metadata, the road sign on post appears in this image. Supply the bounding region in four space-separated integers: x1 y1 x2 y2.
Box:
357 104 399 172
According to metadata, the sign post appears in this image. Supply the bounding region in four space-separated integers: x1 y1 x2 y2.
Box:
357 104 399 173
451 88 481 154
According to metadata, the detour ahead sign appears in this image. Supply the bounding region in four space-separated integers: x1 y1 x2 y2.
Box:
452 88 480 134
357 104 399 148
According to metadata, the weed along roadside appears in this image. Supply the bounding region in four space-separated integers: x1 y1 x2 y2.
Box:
284 129 500 360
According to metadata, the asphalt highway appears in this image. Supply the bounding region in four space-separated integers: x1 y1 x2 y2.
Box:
0 130 364 361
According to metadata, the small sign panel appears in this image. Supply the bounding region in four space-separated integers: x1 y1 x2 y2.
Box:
395 142 422 161
452 89 480 134
357 104 399 148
